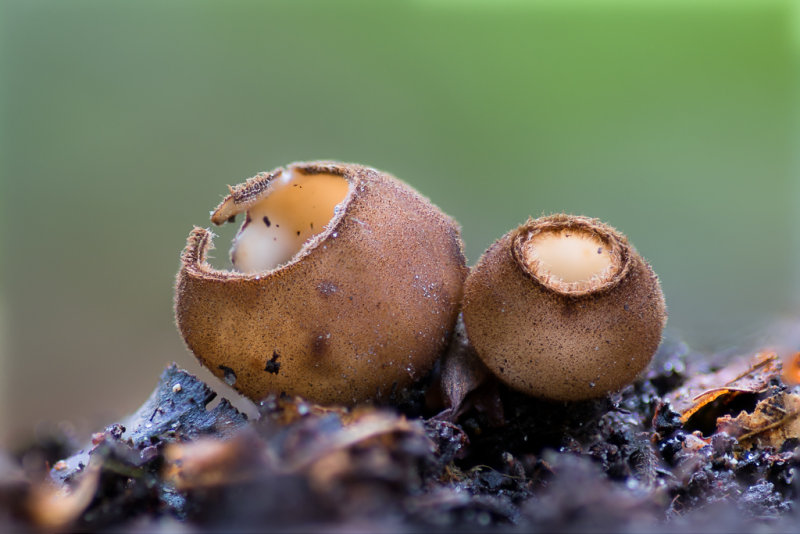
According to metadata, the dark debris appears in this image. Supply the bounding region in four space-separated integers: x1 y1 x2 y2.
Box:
6 337 800 532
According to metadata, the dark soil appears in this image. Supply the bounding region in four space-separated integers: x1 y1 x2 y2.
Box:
4 333 800 533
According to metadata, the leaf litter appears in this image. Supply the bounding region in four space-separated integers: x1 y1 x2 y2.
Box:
5 337 800 532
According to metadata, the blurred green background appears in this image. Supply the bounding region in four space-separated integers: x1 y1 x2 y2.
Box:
1 0 798 445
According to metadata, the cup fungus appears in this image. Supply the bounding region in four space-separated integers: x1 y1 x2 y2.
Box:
175 161 468 405
462 214 666 401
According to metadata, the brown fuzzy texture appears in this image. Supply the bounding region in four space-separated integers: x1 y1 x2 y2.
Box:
175 162 468 405
462 214 666 401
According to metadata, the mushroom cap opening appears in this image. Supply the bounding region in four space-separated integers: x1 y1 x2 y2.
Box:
209 166 351 274
513 215 628 296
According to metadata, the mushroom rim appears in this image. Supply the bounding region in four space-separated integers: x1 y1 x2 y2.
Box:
180 161 362 281
510 214 633 298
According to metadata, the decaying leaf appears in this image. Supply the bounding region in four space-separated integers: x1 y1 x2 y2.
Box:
163 430 268 490
781 352 800 386
666 351 780 427
438 315 491 419
28 461 101 529
268 403 433 473
717 392 800 450
258 395 352 427
163 395 435 493
11 336 800 534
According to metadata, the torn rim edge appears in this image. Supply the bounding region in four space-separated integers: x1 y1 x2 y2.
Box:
510 214 633 297
181 161 361 281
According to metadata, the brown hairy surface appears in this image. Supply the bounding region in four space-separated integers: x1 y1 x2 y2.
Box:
175 162 468 405
463 214 667 401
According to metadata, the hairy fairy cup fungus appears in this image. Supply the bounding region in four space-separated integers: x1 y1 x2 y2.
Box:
175 162 468 405
462 214 666 401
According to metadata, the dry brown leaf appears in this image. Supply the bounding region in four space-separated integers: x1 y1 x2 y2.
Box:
666 351 780 424
266 397 352 426
781 352 800 386
162 403 433 493
439 315 490 417
279 411 428 472
717 392 800 449
163 430 267 490
28 461 100 529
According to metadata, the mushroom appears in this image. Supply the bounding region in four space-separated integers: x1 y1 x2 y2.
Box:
462 214 666 401
175 162 468 405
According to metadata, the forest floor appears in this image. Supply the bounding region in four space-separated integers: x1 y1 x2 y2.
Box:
4 327 800 533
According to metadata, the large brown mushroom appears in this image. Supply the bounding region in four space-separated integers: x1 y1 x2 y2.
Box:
462 214 666 401
175 162 467 405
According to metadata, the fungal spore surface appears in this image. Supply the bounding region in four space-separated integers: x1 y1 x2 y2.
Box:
229 169 350 273
521 229 615 290
513 217 628 297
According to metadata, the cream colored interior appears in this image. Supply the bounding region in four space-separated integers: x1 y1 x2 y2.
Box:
230 170 350 273
524 229 612 284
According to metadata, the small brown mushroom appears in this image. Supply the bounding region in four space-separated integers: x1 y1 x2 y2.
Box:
462 214 666 401
175 162 468 405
